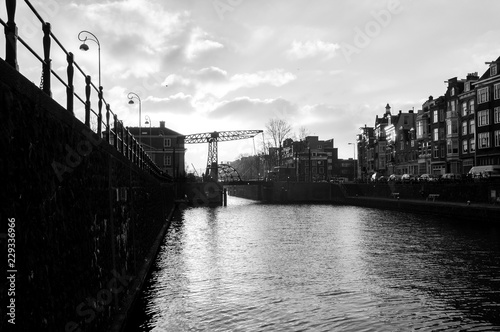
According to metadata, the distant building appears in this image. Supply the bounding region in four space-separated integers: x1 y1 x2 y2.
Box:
475 56 500 166
282 136 339 181
128 121 186 178
458 72 479 173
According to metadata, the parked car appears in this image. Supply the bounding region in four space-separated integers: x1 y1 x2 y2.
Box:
388 174 403 183
440 173 462 183
468 165 500 180
401 174 417 183
418 174 438 182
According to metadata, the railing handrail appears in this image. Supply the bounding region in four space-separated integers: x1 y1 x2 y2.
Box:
2 0 168 180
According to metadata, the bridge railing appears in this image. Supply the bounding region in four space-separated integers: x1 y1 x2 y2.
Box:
1 0 165 179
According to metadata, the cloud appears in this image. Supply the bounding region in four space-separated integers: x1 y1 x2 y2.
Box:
185 27 224 61
164 68 296 107
287 40 340 60
231 69 296 88
210 97 298 121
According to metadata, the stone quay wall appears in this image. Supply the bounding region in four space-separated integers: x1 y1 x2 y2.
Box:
1 59 174 332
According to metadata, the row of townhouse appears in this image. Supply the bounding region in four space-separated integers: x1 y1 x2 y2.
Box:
357 56 500 180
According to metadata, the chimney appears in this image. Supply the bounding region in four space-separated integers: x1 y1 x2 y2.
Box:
429 95 433 101
467 72 479 80
160 121 165 128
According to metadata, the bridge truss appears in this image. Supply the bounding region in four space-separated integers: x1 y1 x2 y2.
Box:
183 130 263 181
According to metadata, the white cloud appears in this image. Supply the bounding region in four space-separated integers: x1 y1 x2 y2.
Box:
185 27 224 60
287 40 340 60
231 69 297 88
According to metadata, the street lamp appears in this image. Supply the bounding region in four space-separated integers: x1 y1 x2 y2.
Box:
127 92 142 144
348 142 356 181
78 30 101 88
145 115 152 151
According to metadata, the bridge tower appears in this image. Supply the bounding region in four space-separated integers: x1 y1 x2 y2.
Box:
183 130 263 181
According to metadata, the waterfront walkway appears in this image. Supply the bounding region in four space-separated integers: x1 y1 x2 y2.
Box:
343 194 500 221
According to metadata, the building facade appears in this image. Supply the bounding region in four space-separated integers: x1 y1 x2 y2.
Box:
475 57 500 166
128 121 186 178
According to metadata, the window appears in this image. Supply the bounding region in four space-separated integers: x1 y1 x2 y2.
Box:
449 100 456 112
477 87 490 104
462 121 468 135
495 83 500 100
469 119 475 134
465 82 471 92
441 146 445 158
462 140 468 153
433 110 438 123
417 120 423 138
433 128 439 141
495 107 500 124
451 87 455 96
433 145 439 158
447 139 458 154
469 100 475 113
462 102 468 116
447 119 458 135
470 138 475 152
495 130 500 147
478 109 490 126
439 128 445 140
164 154 172 166
478 132 490 149
439 109 445 121
164 138 171 147
491 63 498 76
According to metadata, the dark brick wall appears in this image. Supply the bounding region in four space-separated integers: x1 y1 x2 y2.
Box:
1 59 174 331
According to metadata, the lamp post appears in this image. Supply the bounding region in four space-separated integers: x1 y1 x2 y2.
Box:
348 142 356 181
145 115 152 152
127 92 142 145
78 30 101 88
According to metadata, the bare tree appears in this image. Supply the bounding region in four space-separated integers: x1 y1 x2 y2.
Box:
297 126 310 141
265 118 292 166
265 118 292 148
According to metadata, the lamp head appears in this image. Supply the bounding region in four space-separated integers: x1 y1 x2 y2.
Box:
128 100 135 105
145 120 149 125
79 43 89 51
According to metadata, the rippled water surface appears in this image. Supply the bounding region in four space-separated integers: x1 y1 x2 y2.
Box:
127 197 500 331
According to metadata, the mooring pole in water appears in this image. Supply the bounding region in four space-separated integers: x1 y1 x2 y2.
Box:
223 188 227 206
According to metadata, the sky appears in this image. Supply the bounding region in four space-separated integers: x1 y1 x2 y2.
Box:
3 0 500 174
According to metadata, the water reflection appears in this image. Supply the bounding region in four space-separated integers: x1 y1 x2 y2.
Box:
127 197 500 331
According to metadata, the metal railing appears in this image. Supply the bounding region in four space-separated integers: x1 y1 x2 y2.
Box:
1 0 165 179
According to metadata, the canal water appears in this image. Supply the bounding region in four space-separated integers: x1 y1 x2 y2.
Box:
126 197 500 331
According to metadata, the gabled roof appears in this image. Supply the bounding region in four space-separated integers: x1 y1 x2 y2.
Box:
478 55 500 81
127 126 183 137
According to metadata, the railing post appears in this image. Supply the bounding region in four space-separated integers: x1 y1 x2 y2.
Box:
98 86 103 136
133 139 137 164
42 22 51 96
120 121 124 155
5 0 19 70
66 52 74 114
113 114 118 150
126 130 131 160
106 104 111 144
85 75 91 127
